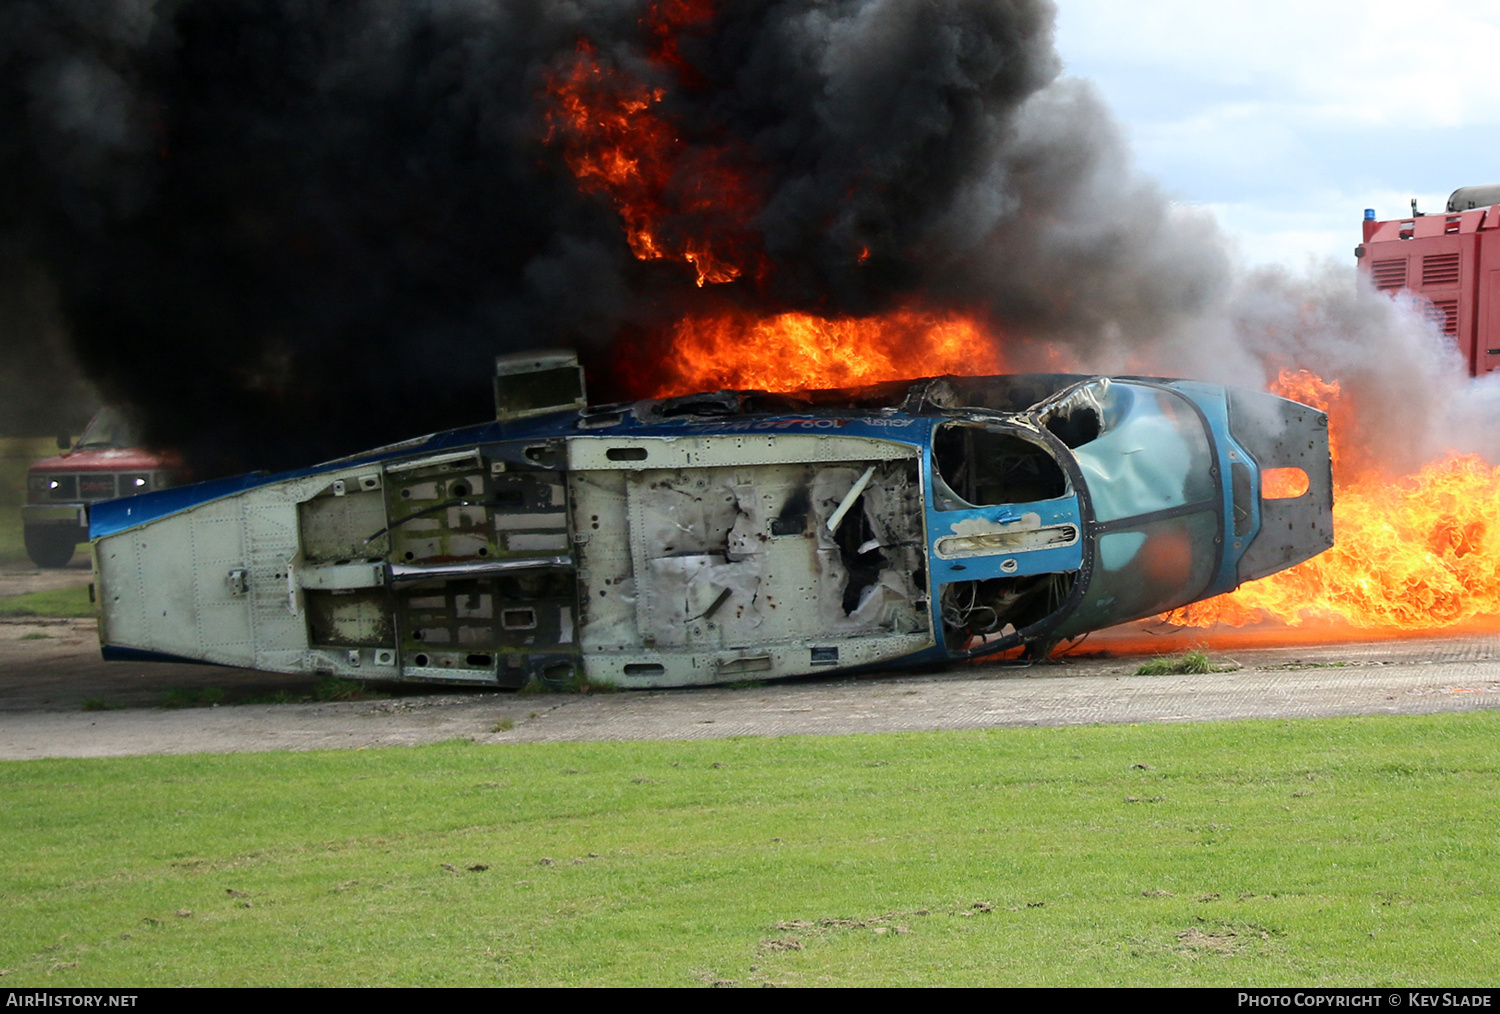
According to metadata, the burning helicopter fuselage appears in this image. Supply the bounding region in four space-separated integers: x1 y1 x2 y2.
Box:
89 360 1331 689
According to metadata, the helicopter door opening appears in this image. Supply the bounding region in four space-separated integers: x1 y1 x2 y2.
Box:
931 423 1067 509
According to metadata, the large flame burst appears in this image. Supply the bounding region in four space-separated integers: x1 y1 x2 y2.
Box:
545 0 1000 390
1163 369 1500 631
543 0 760 286
627 307 1005 396
547 2 1500 639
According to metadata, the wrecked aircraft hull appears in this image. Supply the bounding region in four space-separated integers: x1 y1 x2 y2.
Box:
89 365 1333 689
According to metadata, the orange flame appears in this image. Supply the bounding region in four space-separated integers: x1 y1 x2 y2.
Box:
1164 369 1500 631
548 2 1009 405
543 2 762 286
634 306 1005 396
1261 467 1310 500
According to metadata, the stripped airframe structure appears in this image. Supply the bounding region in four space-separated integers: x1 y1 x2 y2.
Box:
90 355 1333 689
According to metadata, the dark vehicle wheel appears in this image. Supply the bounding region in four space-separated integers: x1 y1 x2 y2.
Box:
23 526 77 568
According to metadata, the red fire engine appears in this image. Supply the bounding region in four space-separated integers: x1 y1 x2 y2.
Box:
21 407 185 568
1357 184 1500 375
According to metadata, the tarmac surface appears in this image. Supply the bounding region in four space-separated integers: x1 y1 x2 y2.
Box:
4 559 1500 759
4 621 1500 760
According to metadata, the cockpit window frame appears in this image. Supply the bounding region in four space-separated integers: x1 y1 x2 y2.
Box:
946 418 1098 660
953 378 1227 659
1048 380 1226 637
929 419 1073 512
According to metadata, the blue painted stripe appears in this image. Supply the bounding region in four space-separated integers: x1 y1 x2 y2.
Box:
100 645 228 666
89 410 934 538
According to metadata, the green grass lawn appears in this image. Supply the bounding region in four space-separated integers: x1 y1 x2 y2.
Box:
0 584 93 618
3 712 1499 986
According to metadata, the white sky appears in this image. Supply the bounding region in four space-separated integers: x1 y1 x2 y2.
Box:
1053 0 1500 270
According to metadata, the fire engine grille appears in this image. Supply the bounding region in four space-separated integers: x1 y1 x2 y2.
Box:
1425 299 1460 344
77 474 117 499
1422 252 1461 288
34 472 162 502
34 473 113 500
1372 258 1407 290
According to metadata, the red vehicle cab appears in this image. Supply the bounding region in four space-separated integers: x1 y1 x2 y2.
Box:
22 407 186 568
1356 184 1500 376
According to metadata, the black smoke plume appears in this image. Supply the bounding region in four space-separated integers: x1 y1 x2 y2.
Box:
0 0 1477 475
